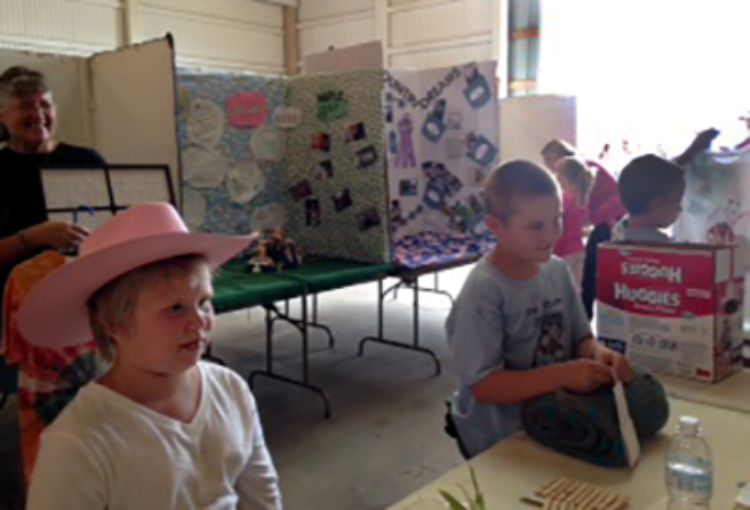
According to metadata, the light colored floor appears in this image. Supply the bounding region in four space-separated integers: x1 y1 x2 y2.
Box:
0 266 472 510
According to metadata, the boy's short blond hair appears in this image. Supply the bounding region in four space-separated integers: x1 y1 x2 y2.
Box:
484 160 560 223
86 254 209 361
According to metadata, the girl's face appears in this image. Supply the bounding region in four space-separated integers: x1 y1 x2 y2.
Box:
111 263 214 378
0 91 57 153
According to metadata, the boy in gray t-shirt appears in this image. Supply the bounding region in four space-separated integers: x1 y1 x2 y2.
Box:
446 160 633 458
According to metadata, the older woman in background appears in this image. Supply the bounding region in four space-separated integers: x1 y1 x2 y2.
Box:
0 66 107 294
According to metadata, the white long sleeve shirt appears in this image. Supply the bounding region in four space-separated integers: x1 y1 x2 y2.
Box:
27 362 282 509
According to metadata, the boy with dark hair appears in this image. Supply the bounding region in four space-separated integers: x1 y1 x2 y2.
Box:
445 160 632 458
614 154 686 242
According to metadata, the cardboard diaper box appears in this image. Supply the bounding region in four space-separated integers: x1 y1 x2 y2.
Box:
595 242 744 382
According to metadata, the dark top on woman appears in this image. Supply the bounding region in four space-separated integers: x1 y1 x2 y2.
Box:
0 142 107 294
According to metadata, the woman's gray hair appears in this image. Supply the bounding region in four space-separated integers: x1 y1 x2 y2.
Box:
0 66 50 142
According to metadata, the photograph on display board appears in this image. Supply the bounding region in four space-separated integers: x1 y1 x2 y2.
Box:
384 61 500 268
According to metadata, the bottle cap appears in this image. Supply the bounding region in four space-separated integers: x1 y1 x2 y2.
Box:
677 415 702 435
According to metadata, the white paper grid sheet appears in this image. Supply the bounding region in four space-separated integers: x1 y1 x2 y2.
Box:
109 169 172 205
41 169 111 209
41 167 172 211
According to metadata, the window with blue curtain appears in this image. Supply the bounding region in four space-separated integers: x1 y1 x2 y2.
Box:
508 0 540 97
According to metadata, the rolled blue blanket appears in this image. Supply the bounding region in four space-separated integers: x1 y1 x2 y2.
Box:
521 367 669 467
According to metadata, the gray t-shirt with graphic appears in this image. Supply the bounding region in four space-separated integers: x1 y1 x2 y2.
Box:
445 256 591 457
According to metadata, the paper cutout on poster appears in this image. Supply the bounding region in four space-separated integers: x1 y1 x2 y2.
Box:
462 65 493 109
250 125 285 162
272 105 302 128
446 137 464 159
226 160 265 203
465 132 498 167
447 111 462 130
183 187 207 231
226 92 268 128
395 114 416 168
186 98 224 147
421 99 447 142
316 90 347 121
182 145 228 188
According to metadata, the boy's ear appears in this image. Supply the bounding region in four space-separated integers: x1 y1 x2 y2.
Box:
485 214 504 238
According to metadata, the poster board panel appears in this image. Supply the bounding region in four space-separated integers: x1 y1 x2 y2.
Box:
286 69 390 263
89 37 181 206
385 61 499 268
304 41 384 74
176 70 287 235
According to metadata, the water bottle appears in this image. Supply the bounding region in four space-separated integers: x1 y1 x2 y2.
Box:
665 416 713 509
734 483 750 510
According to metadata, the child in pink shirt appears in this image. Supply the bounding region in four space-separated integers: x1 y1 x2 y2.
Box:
553 157 594 289
540 139 624 228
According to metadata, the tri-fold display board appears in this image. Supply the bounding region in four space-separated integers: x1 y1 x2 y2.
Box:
1 38 500 268
178 61 501 267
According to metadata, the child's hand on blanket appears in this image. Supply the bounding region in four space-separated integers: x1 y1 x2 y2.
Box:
593 348 634 383
558 359 614 393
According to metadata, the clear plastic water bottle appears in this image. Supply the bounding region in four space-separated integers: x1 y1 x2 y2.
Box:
665 416 713 509
735 483 750 510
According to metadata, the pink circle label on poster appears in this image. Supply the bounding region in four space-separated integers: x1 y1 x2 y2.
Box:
226 92 268 127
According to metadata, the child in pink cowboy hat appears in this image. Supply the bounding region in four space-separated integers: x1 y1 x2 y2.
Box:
21 202 282 509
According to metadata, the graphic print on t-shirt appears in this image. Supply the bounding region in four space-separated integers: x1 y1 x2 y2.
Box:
535 311 565 365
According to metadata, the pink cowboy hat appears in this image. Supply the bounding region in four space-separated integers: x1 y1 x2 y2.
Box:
18 202 256 348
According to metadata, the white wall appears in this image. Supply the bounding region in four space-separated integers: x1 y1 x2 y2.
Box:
137 0 284 73
0 0 123 55
298 0 375 59
0 0 285 73
298 0 503 75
